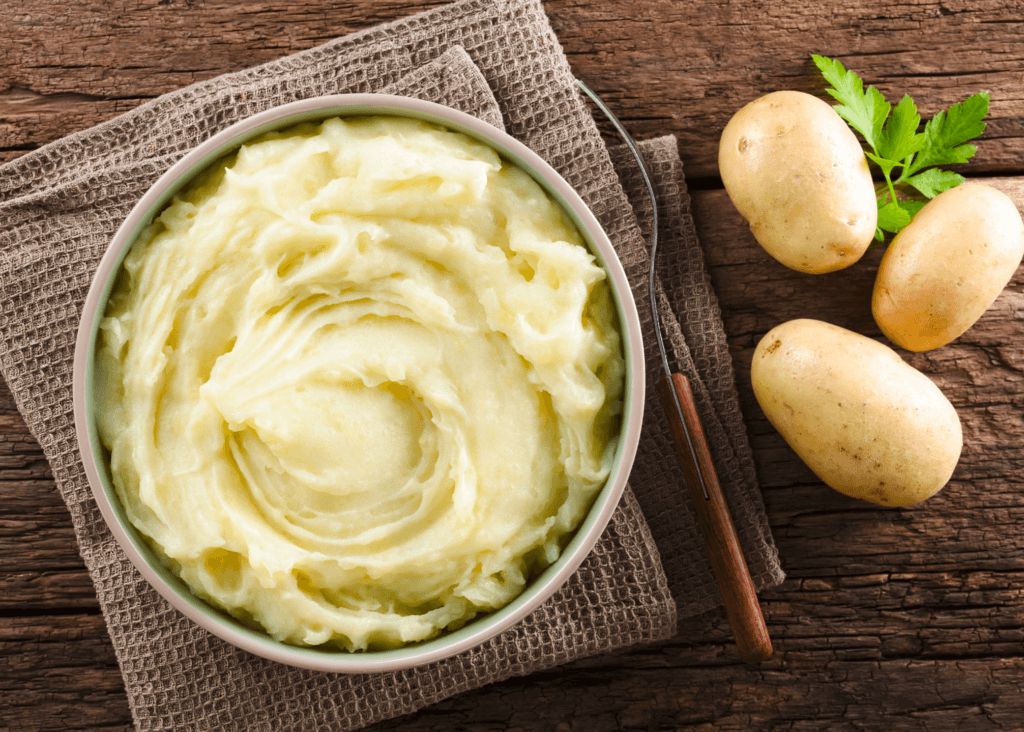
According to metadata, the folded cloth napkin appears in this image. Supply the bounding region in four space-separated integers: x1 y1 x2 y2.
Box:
0 0 783 729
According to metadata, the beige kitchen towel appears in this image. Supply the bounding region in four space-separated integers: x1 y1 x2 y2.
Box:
0 0 783 729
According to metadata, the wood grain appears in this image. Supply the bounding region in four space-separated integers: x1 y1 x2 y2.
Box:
2 1 1024 180
4 0 1024 730
1 615 132 732
657 373 772 665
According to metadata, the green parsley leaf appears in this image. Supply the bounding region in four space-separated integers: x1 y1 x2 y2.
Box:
905 168 965 198
812 55 890 151
865 151 898 179
877 95 925 163
815 56 989 240
909 92 989 174
900 200 927 219
877 201 912 234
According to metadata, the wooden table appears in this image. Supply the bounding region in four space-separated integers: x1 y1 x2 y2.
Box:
4 1 1024 729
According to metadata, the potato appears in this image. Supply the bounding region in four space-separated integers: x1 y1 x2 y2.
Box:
719 90 877 274
873 183 1024 352
751 319 962 507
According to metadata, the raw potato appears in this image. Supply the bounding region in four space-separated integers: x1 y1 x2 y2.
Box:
719 90 877 274
751 319 962 507
873 183 1024 352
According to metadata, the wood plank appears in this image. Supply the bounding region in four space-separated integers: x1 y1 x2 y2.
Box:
0 615 132 732
4 594 1024 732
557 0 1024 179
2 0 1023 181
0 376 97 611
367 653 1024 731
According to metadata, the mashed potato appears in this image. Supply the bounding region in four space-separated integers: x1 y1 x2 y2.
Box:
95 116 624 651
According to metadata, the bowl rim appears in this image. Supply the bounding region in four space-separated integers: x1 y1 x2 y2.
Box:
72 93 645 672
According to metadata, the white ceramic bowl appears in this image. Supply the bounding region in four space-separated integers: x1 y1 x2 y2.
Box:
72 94 644 672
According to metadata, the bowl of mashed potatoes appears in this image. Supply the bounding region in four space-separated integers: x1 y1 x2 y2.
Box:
72 94 644 672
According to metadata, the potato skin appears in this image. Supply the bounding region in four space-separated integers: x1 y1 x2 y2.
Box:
719 90 877 274
751 319 962 507
873 184 1024 352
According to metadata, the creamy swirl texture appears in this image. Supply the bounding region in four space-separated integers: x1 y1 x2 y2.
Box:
95 116 624 651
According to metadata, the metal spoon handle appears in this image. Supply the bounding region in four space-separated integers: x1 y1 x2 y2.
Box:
577 78 772 664
657 373 772 663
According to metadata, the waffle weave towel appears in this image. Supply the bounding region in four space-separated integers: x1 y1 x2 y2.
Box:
0 1 783 728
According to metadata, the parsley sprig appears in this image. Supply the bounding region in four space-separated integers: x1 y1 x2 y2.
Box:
812 55 989 241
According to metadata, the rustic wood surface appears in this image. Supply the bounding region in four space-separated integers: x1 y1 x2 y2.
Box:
3 0 1024 730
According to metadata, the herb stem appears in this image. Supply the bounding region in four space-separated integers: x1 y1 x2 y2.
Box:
897 152 915 183
884 172 898 207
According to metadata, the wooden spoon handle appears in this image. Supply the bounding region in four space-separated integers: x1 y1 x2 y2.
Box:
656 372 773 664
